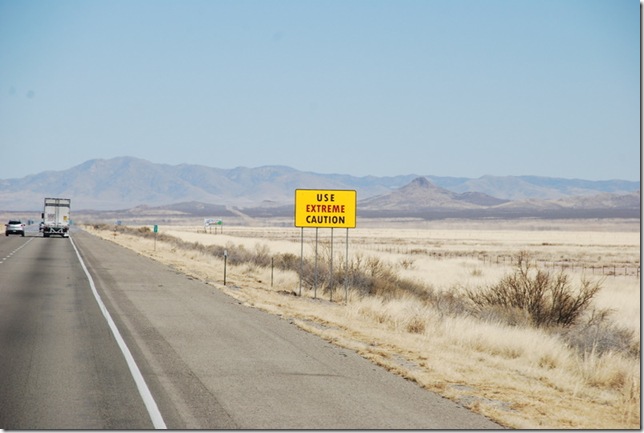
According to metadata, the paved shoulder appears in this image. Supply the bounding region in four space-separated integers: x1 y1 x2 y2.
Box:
73 230 501 429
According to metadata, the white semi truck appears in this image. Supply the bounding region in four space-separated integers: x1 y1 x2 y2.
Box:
42 198 71 238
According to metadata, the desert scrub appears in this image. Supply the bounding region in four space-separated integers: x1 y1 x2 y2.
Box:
84 223 639 428
106 224 470 314
558 309 639 357
465 251 601 328
98 225 638 359
466 251 638 359
107 224 449 307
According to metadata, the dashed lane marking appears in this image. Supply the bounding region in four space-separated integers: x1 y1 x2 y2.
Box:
0 238 34 264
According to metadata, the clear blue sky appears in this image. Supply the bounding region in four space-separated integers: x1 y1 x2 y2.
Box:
0 0 640 181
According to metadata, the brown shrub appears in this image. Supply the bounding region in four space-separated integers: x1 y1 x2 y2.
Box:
466 251 601 328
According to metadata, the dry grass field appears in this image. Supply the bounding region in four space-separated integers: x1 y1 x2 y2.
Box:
82 217 639 429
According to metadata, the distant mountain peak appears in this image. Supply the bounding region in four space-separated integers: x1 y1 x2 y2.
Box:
362 177 506 210
410 177 432 187
400 176 446 193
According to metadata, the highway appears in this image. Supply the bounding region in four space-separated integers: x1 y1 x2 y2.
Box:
0 229 152 428
0 228 501 429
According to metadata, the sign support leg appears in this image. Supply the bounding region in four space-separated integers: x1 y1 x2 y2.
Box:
345 228 349 304
330 228 334 302
314 227 318 299
299 228 303 296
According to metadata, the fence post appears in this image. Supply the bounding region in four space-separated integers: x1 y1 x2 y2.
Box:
223 250 228 286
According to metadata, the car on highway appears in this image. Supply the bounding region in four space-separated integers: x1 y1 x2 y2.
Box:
5 220 25 236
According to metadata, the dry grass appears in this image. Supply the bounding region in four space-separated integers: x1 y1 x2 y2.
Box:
82 219 640 429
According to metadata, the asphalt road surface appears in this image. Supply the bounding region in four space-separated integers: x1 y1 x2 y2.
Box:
0 228 501 429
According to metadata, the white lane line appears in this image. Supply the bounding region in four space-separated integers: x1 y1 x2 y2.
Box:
1 238 34 264
69 236 167 429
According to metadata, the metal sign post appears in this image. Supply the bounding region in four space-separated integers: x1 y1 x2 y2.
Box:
299 228 303 296
329 228 334 302
314 227 318 299
345 228 349 304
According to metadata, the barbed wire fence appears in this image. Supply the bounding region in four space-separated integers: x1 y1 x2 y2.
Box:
371 246 641 278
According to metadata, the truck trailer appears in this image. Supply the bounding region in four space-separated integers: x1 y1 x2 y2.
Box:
42 198 71 237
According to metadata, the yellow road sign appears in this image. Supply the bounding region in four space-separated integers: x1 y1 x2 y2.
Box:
294 189 357 228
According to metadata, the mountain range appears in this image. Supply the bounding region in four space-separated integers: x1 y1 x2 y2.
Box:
0 156 639 219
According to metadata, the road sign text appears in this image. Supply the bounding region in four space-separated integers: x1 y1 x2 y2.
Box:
294 189 356 228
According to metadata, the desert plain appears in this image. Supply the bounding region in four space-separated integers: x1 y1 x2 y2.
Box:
81 216 639 429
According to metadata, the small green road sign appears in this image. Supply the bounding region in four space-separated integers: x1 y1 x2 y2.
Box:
153 224 158 233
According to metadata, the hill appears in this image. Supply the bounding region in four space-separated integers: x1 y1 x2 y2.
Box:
0 157 639 216
360 177 509 210
355 177 639 220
